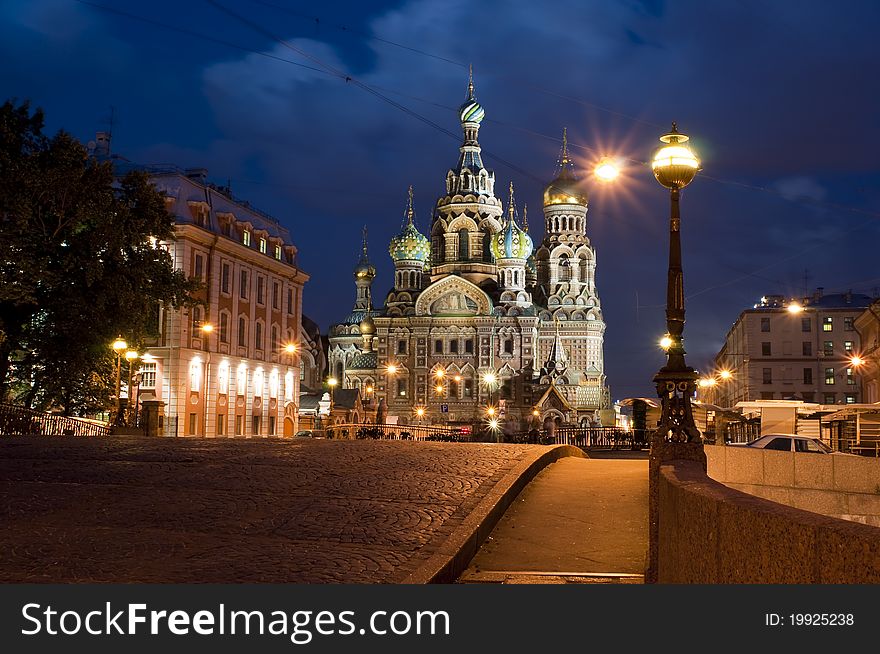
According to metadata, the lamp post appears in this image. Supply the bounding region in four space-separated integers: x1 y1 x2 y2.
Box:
647 123 704 583
111 336 127 425
650 123 703 449
124 349 139 426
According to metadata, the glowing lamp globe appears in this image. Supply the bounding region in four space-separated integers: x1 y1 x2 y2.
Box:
652 123 699 190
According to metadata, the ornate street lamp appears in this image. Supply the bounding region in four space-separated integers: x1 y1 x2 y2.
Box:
650 123 702 448
111 336 127 426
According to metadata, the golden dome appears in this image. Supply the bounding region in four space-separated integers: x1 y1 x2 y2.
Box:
543 127 588 206
359 314 375 335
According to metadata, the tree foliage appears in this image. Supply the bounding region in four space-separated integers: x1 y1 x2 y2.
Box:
0 100 200 415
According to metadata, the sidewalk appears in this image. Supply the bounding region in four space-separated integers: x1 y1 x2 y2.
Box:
458 455 648 584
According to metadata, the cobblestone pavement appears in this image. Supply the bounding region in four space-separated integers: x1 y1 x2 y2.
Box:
0 437 543 583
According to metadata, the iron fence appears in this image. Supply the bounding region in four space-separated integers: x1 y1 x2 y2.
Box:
0 403 110 437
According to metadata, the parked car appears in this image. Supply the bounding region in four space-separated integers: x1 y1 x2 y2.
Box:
293 430 314 439
741 434 842 454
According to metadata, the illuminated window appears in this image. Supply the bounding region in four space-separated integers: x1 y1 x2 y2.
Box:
844 341 854 353
243 230 251 246
139 362 156 388
217 363 229 395
269 369 279 398
275 245 282 260
237 366 247 396
463 378 473 398
823 317 833 332
259 237 267 254
254 368 264 396
189 359 202 392
845 393 856 404
823 341 833 356
825 367 835 385
191 306 202 333
846 368 856 385
285 371 294 401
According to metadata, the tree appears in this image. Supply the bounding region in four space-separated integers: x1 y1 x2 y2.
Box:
0 100 200 415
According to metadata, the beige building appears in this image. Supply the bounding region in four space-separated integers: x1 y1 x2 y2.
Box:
854 300 880 404
133 166 310 437
713 290 873 407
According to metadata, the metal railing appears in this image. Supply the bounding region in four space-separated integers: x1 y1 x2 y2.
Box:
0 403 111 438
325 423 470 442
821 437 880 457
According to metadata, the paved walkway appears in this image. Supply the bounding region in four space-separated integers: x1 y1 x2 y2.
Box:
459 455 649 583
0 436 545 583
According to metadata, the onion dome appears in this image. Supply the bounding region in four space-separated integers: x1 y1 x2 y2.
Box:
543 127 588 206
359 314 375 335
491 182 533 260
353 226 376 279
458 65 485 125
389 185 430 264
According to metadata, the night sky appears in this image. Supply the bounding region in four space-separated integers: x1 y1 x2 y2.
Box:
3 0 878 399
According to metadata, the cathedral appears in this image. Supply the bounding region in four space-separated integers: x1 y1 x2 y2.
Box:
328 74 611 431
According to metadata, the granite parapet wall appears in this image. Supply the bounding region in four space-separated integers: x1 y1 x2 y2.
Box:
658 460 880 583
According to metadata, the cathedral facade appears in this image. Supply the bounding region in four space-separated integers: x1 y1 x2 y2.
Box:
328 76 610 430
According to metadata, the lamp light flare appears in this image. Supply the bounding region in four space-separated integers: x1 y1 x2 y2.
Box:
850 356 864 367
327 377 338 388
434 369 445 378
488 418 500 431
787 302 804 314
125 350 139 361
719 370 732 380
698 378 716 388
200 323 214 333
416 407 425 417
594 157 620 182
386 364 398 374
483 373 497 385
112 337 127 351
284 343 298 354
486 406 496 417
659 336 673 350
435 384 444 393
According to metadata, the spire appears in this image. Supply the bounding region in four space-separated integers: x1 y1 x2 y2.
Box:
507 181 516 226
360 225 369 263
550 318 568 369
405 184 414 226
523 203 529 233
467 63 475 101
559 127 572 168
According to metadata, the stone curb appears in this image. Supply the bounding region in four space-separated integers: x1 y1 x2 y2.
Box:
399 444 587 584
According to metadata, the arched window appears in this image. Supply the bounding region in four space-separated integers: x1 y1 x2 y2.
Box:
255 322 263 351
559 255 572 281
219 312 229 343
191 306 202 332
458 229 469 260
237 316 247 347
335 362 343 380
271 324 279 351
504 338 514 354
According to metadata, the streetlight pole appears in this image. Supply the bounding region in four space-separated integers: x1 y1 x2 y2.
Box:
647 123 705 583
650 124 704 451
111 336 127 426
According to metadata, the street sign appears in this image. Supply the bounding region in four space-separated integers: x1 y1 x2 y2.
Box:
440 404 448 413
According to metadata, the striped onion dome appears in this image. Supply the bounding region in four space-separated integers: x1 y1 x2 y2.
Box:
389 185 430 264
491 182 533 260
458 65 485 124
